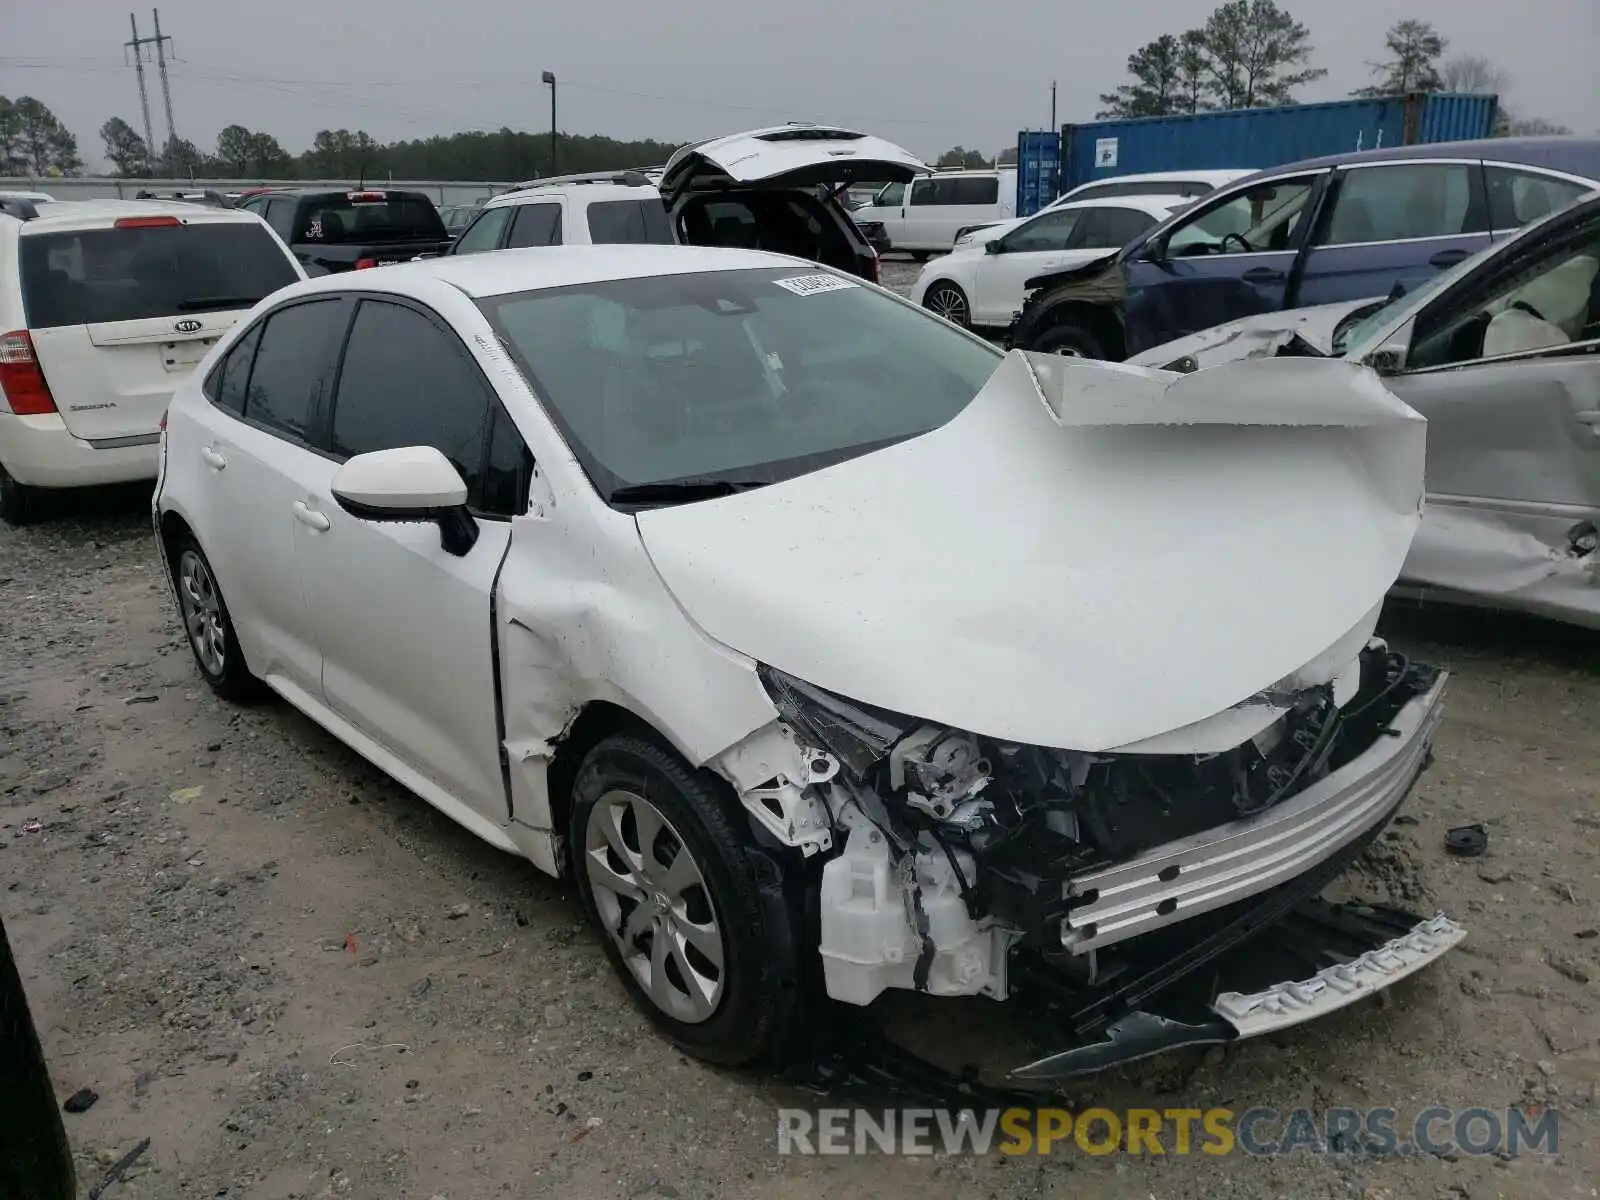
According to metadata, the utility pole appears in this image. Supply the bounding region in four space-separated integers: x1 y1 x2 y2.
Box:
1050 80 1057 132
124 12 156 167
152 9 180 174
542 71 557 175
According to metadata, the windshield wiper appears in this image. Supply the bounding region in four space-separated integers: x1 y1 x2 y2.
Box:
608 478 770 508
176 295 266 312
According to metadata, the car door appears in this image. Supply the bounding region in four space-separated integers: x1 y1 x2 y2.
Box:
1294 160 1493 309
867 180 908 247
971 207 1087 325
188 295 353 703
1123 171 1329 356
294 296 527 827
902 176 945 251
1383 208 1600 612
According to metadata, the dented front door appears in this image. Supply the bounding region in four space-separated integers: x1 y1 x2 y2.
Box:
1392 346 1600 623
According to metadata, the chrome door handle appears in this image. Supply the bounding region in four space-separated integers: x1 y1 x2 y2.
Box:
200 445 227 470
292 500 331 532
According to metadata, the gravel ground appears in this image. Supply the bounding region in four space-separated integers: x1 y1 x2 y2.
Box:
2 484 1598 1200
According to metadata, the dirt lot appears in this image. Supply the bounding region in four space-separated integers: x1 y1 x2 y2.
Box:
2 486 1597 1200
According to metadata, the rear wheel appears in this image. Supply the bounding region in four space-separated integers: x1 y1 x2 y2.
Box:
1033 320 1107 359
569 734 802 1068
0 467 39 527
923 281 970 327
171 536 262 703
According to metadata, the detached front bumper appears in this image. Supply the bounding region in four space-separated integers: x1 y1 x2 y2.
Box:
1061 671 1448 955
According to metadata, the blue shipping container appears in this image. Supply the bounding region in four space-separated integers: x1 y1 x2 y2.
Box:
1015 130 1062 217
1059 93 1498 193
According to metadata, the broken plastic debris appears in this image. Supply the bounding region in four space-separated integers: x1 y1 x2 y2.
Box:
169 786 204 805
1445 824 1488 857
20 819 43 834
63 1087 99 1114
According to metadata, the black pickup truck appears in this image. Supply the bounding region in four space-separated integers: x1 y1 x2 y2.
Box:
236 188 453 275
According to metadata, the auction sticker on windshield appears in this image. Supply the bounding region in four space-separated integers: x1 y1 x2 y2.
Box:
773 273 859 296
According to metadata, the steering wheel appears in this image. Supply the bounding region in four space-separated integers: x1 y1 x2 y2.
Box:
1220 231 1254 254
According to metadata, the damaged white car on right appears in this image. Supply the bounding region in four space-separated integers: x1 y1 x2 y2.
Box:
152 243 1460 1080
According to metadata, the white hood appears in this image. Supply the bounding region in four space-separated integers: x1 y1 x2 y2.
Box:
636 351 1425 752
1128 298 1382 369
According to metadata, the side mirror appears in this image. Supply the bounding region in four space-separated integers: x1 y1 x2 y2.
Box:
331 445 479 556
1135 236 1166 263
985 239 1005 255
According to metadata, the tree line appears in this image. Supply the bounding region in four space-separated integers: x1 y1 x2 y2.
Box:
1095 4 1568 136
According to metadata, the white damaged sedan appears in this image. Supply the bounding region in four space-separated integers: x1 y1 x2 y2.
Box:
153 243 1461 1078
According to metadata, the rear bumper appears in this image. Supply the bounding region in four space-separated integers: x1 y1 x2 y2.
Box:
0 412 159 488
1061 671 1449 954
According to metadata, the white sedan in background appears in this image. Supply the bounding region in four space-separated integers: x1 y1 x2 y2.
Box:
909 195 1185 331
153 243 1458 1079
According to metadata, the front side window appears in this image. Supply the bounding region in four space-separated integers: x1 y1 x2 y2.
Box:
875 181 906 207
1318 163 1481 246
243 299 348 439
506 202 562 248
478 267 1000 504
1164 176 1319 256
909 178 943 206
1005 209 1082 253
19 223 299 327
452 206 512 255
1486 167 1593 230
586 199 674 245
329 300 495 503
1409 215 1600 368
1081 206 1160 248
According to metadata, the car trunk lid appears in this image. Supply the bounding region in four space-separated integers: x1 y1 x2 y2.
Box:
659 124 927 206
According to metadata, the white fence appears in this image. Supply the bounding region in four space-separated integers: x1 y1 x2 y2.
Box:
1 177 516 207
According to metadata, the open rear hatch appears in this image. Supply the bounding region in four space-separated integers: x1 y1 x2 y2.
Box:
19 215 299 441
658 124 928 207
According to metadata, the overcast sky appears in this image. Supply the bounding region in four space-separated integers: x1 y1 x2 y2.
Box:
3 0 1596 170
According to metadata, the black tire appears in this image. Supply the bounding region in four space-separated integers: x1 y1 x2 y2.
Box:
568 734 802 1068
0 466 39 527
1032 319 1107 359
0 910 76 1200
169 535 263 703
922 280 971 327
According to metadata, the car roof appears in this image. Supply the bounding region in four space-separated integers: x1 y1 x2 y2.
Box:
288 244 799 301
1047 193 1190 215
250 187 433 199
1250 136 1600 182
486 182 661 208
1068 169 1252 188
11 199 266 233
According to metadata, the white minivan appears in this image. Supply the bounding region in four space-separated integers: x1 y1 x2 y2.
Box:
851 168 1017 257
0 200 304 524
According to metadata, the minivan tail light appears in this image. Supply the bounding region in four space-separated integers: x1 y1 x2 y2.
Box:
0 330 58 416
114 215 183 229
354 257 380 270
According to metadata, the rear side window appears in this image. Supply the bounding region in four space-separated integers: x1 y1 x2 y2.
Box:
330 300 495 503
1080 206 1159 247
19 223 298 329
506 203 563 248
950 177 999 205
297 194 447 243
204 323 263 415
244 299 348 440
586 199 673 245
1486 167 1592 229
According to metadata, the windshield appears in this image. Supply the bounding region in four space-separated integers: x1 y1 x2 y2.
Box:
479 267 1001 504
1334 239 1504 358
20 223 299 327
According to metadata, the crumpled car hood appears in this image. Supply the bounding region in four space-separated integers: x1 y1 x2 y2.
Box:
636 350 1426 752
1128 298 1381 370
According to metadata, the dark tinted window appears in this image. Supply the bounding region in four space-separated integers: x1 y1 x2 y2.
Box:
263 198 296 240
452 206 513 254
1006 209 1082 252
244 299 348 439
482 402 531 517
1080 206 1159 247
909 177 941 206
296 193 447 243
506 203 563 248
586 199 674 245
330 300 493 499
1486 167 1592 229
950 176 999 205
19 223 298 328
205 323 262 415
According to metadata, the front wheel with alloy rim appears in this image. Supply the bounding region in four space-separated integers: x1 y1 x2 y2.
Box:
923 281 970 327
1033 320 1107 359
171 536 262 703
569 734 802 1067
